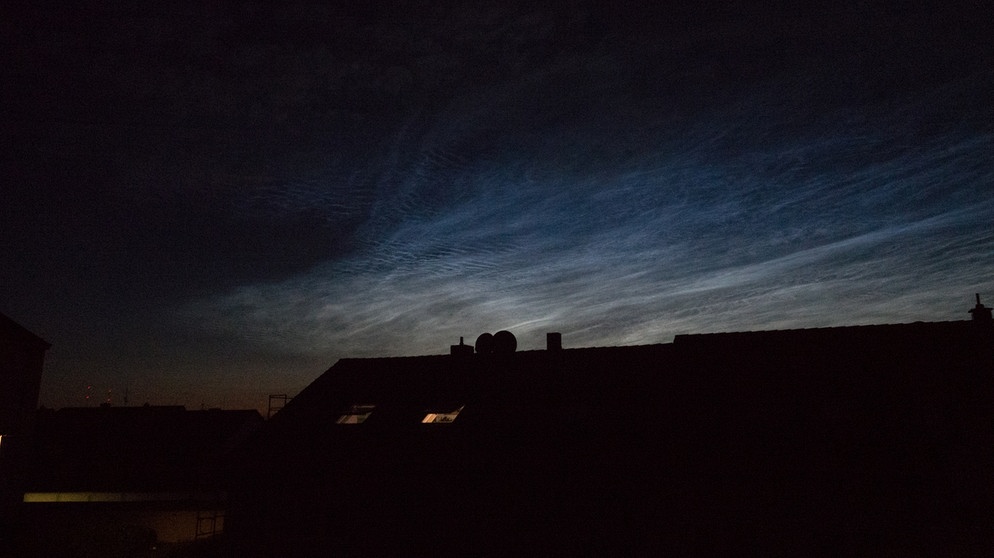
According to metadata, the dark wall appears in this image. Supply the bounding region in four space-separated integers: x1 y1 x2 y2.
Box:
0 314 49 554
0 318 47 436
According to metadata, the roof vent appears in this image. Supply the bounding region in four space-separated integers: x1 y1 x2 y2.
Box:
451 336 474 356
969 293 992 322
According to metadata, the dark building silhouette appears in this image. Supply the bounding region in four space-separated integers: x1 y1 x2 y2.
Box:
970 293 993 322
228 302 994 556
0 312 49 549
19 405 263 556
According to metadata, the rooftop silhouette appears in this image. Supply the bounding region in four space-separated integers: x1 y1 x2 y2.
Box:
227 299 994 556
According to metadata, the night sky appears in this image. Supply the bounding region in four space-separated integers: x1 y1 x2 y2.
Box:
3 1 992 412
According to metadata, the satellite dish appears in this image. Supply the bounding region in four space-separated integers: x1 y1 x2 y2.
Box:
475 332 494 354
493 330 517 353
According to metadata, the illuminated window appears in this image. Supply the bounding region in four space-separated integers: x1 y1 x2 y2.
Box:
336 404 375 424
422 405 464 424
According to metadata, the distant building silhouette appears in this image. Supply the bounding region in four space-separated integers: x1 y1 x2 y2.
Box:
970 293 992 322
19 405 263 556
228 302 994 556
0 312 49 550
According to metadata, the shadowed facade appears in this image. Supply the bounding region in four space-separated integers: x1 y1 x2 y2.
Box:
0 313 49 551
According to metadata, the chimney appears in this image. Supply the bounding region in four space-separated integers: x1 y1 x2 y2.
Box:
546 332 562 351
450 336 474 356
969 293 992 322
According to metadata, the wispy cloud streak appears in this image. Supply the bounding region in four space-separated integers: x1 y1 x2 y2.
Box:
186 69 994 362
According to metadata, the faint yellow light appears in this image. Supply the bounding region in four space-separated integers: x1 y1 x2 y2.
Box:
24 491 225 503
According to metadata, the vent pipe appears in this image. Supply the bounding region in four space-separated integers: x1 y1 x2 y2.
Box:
970 293 992 322
451 336 474 356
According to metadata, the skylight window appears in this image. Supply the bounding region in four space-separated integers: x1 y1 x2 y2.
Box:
336 404 375 424
422 405 464 424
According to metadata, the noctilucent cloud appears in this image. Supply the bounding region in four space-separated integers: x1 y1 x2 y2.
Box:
3 2 992 412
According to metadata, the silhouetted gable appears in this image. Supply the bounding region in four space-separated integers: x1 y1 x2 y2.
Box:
0 312 50 353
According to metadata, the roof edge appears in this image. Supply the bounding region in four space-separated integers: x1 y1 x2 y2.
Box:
0 311 51 350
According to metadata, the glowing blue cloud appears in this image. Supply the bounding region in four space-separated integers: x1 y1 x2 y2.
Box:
185 70 994 363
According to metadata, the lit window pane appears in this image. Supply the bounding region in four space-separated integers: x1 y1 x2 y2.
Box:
336 404 375 424
422 405 463 423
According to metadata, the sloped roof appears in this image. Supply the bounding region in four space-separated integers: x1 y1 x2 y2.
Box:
278 319 993 424
270 343 673 423
0 311 50 351
258 318 994 461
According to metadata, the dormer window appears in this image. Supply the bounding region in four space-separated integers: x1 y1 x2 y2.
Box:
422 405 464 424
336 404 375 424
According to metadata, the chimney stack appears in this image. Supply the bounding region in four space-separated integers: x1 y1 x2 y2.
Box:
969 294 992 322
450 336 474 356
547 332 562 351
